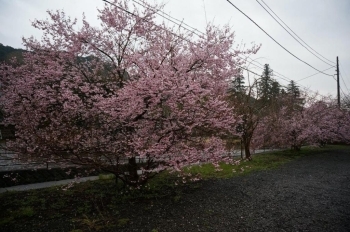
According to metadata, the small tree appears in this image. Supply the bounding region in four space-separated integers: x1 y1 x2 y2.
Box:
228 75 264 160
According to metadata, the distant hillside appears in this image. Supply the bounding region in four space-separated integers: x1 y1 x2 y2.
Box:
0 43 25 64
0 44 27 123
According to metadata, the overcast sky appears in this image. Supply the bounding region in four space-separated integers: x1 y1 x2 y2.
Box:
1 0 349 98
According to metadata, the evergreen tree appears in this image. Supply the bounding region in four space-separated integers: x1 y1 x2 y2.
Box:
258 64 273 102
287 80 304 110
271 80 280 99
287 80 300 98
280 88 286 95
230 68 245 94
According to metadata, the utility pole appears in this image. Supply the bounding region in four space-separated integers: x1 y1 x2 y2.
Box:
337 56 340 107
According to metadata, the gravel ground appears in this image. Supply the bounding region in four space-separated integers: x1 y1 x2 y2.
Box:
122 149 350 232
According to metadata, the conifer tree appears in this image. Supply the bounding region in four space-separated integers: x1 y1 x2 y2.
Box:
258 64 273 102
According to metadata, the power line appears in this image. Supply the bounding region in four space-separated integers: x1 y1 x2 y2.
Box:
239 56 330 97
102 0 330 98
259 0 336 65
101 0 195 45
339 62 350 78
340 88 350 104
103 0 266 80
233 51 334 99
340 72 350 95
239 54 329 98
340 87 348 100
240 66 260 76
240 56 292 83
113 0 311 87
339 62 350 93
297 66 335 82
239 55 303 83
130 0 205 38
256 0 334 67
225 0 334 76
129 0 335 90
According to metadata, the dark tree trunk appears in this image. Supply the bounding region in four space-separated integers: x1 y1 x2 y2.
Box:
244 142 252 160
243 136 252 160
291 144 301 151
127 157 139 184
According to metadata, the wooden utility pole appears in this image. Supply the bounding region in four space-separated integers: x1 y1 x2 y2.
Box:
337 57 340 107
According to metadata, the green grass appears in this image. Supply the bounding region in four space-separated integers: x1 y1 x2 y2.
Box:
0 145 348 231
98 173 116 180
184 145 340 179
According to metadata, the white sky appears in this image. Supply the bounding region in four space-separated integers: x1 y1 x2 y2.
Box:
1 0 349 98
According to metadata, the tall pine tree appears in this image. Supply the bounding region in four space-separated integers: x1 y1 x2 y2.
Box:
230 68 245 94
287 80 300 98
258 64 274 102
287 80 304 110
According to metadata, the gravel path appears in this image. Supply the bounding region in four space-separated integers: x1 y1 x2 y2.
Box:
123 149 350 232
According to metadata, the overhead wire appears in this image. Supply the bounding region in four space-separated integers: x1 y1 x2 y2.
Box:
339 62 350 78
259 0 336 66
340 87 348 102
108 0 298 84
241 55 294 82
103 0 262 80
340 72 350 95
102 0 332 98
239 57 291 83
118 0 333 87
101 0 196 45
339 62 350 94
225 0 334 76
297 66 336 82
130 0 205 38
239 54 334 97
243 55 333 97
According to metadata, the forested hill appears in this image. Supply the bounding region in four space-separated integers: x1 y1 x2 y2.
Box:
0 43 25 64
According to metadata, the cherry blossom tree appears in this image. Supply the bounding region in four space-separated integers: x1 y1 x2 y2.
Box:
228 63 283 160
0 0 259 186
253 94 350 151
228 79 261 160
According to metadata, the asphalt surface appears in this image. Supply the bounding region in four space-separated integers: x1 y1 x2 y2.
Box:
0 176 99 193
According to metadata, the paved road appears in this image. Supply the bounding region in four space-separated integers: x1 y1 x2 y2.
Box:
0 176 99 193
0 149 280 192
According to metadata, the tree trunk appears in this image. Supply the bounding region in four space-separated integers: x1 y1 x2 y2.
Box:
127 157 139 185
291 144 301 151
244 142 252 160
243 136 252 161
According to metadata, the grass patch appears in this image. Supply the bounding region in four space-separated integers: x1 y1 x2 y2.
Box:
16 206 35 217
184 145 341 179
117 218 130 227
98 173 116 180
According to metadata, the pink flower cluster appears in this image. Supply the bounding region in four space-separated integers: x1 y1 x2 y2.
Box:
0 0 259 184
